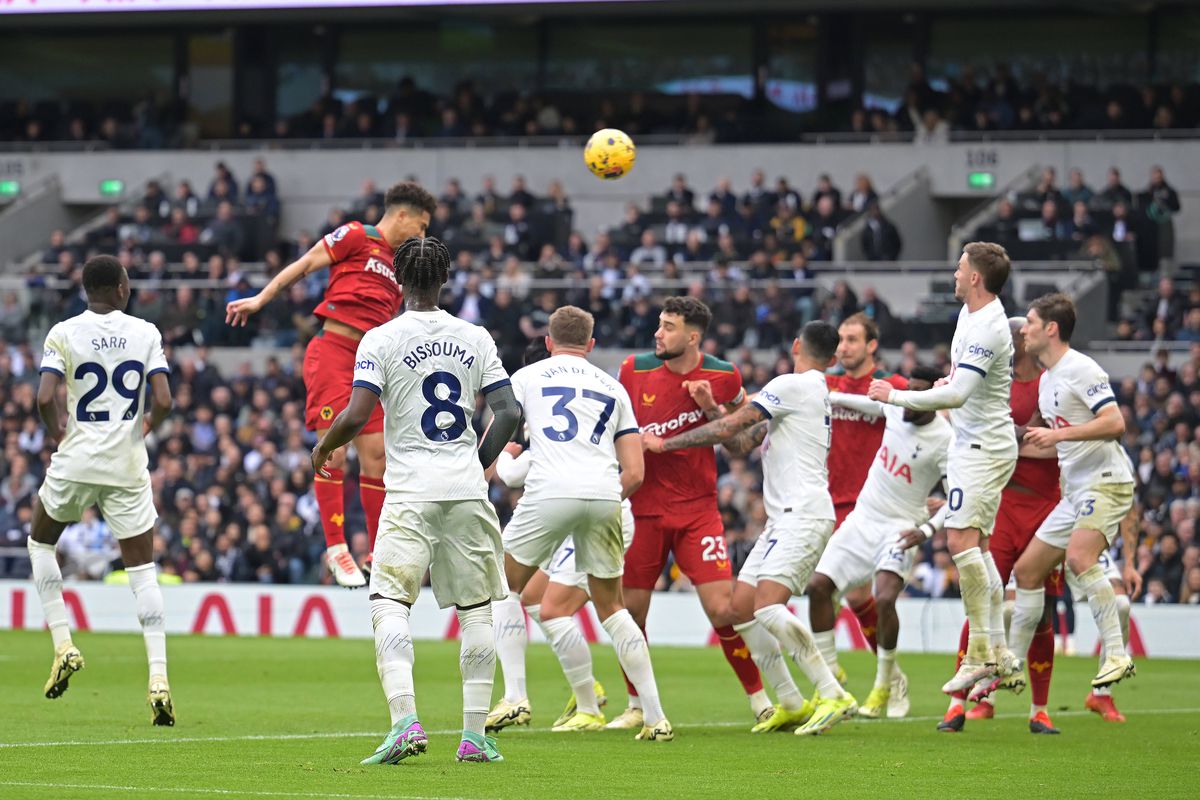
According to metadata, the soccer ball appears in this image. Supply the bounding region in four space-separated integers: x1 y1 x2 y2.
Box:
584 128 636 180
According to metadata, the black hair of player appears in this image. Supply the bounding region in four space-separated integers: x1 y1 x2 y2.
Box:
81 254 130 311
661 296 712 334
909 365 945 386
523 337 551 365
393 236 450 307
800 320 840 364
384 181 437 217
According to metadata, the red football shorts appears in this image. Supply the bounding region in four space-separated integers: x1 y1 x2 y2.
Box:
989 486 1062 596
623 505 731 590
303 329 385 434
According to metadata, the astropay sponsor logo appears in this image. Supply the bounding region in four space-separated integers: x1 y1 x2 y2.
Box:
642 408 705 436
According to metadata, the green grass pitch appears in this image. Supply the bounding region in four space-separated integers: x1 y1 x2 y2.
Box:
0 629 1196 799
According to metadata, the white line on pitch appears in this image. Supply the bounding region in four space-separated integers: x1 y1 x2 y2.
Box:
0 781 470 800
2 707 1198 749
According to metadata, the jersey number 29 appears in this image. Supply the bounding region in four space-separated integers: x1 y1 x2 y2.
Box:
74 360 145 423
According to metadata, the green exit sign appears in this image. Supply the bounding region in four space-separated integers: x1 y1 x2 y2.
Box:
967 171 996 191
99 179 125 196
0 180 18 198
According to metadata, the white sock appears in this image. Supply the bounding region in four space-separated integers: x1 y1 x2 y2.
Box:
492 592 527 703
127 563 168 682
628 695 643 710
457 605 496 737
1008 587 1044 661
27 539 71 650
812 628 840 676
953 547 991 662
1093 684 1112 697
754 605 843 700
1116 593 1130 649
982 551 1006 651
1003 598 1015 638
371 599 416 725
875 647 897 688
1031 703 1046 715
601 609 664 725
735 620 805 712
524 603 542 626
1078 565 1126 660
543 616 599 715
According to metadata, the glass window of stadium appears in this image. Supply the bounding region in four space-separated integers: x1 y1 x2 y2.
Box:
544 19 754 95
765 21 819 114
861 15 920 113
0 31 173 108
1157 10 1200 83
926 14 1149 89
336 22 539 101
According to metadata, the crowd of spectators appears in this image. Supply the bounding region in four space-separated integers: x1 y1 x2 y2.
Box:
853 64 1200 142
5 66 1198 148
17 166 903 358
971 163 1186 322
1 313 1198 605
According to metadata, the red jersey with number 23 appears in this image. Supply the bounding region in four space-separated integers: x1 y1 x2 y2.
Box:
317 221 401 334
619 352 745 517
826 369 909 511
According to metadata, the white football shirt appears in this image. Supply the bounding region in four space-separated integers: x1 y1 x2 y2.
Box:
511 354 639 502
352 309 510 502
831 394 952 524
1038 348 1133 494
948 299 1015 454
751 369 835 520
39 309 168 487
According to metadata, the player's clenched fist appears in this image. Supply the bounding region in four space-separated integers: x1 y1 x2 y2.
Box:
641 431 665 453
226 292 267 326
866 378 895 402
682 379 716 411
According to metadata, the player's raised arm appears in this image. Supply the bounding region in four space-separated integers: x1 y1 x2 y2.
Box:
645 403 767 453
226 238 333 326
829 390 886 417
869 366 984 410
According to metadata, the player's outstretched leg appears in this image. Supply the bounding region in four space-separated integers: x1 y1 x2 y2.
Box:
456 604 504 763
487 591 531 733
982 551 1022 682
736 620 814 732
1087 591 1130 722
544 615 604 731
592 576 671 742
127 562 173 726
945 543 997 694
314 461 366 589
362 597 427 764
753 602 856 736
27 537 84 699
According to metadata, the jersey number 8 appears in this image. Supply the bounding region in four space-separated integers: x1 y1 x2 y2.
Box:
421 371 468 442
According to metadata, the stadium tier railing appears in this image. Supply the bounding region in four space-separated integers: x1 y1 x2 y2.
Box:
1 129 1198 154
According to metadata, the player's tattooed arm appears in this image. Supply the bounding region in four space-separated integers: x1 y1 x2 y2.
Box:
478 384 521 469
311 386 378 475
720 421 769 457
649 403 766 453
